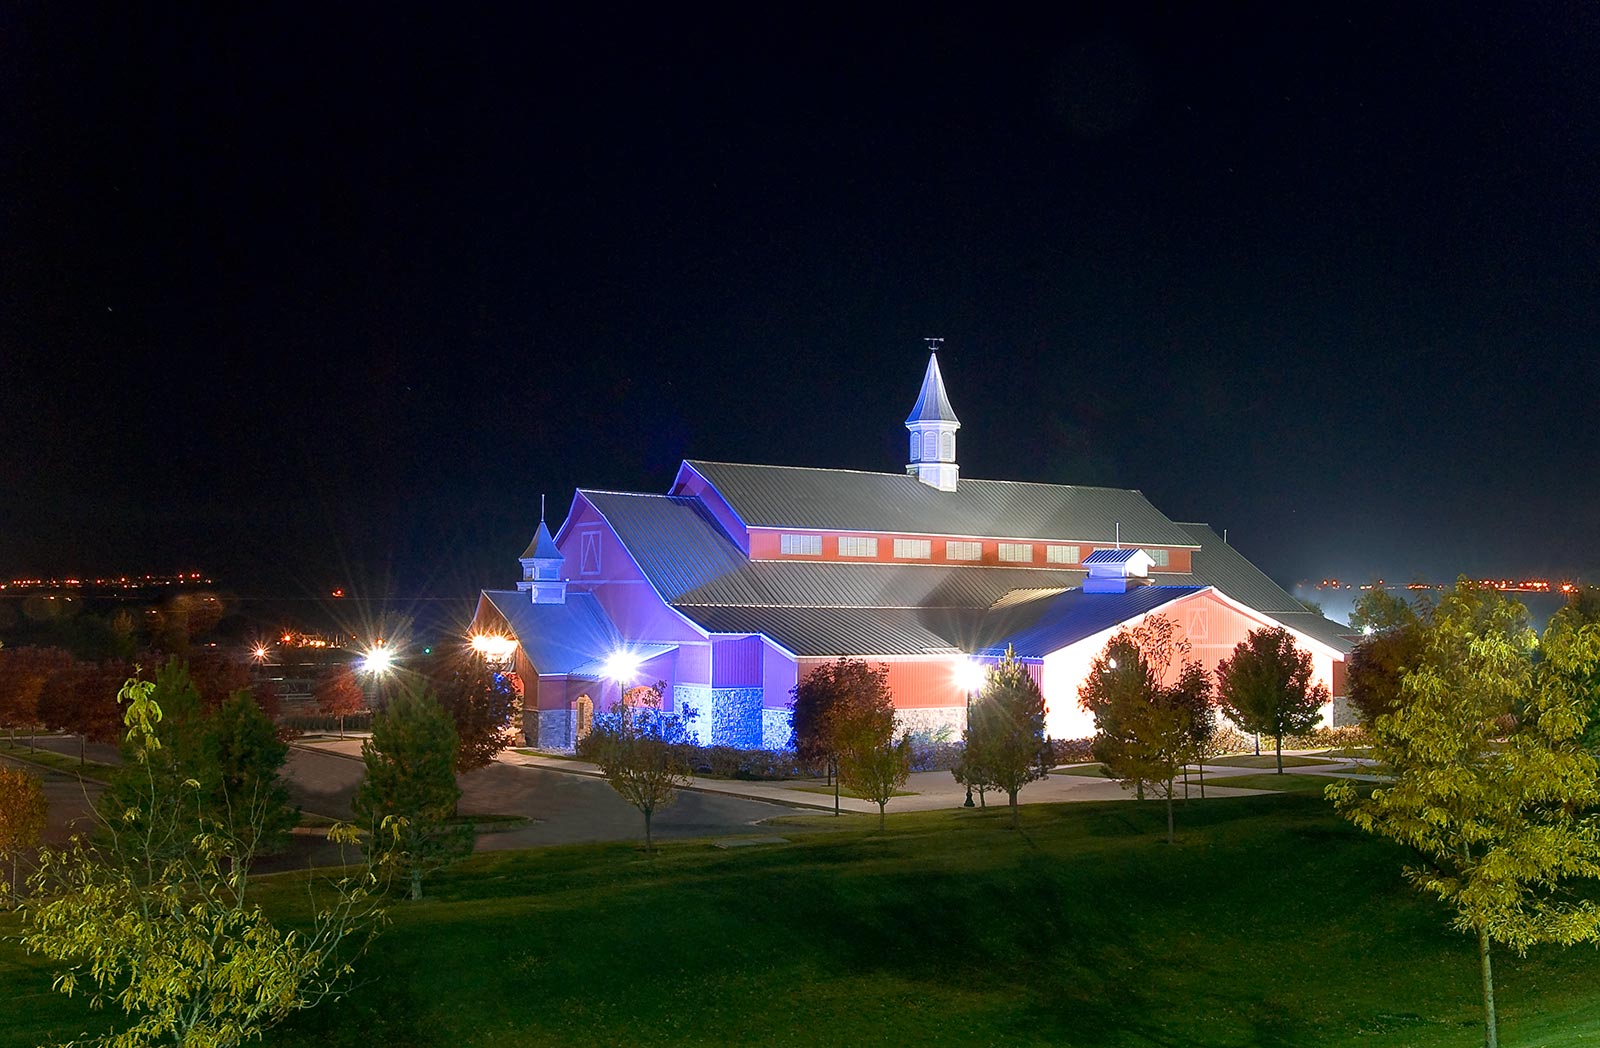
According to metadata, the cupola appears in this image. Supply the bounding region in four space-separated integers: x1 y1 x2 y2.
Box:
905 344 960 491
518 496 567 604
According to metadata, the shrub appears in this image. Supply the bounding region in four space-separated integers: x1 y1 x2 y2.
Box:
1048 737 1096 765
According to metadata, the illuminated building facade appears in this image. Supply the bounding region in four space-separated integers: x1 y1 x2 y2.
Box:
473 352 1356 750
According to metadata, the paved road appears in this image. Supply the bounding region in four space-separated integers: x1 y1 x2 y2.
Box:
0 752 102 846
287 744 793 850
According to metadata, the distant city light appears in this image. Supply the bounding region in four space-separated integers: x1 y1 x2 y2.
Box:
251 644 270 662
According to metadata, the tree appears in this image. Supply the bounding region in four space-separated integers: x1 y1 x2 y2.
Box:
1215 626 1327 773
37 658 129 764
24 673 387 1048
1328 580 1600 1048
832 670 908 830
431 660 519 771
354 685 471 899
587 682 694 853
204 689 298 856
1079 620 1205 843
0 646 73 748
1348 586 1421 633
314 665 367 738
791 658 893 816
0 766 46 904
967 647 1048 828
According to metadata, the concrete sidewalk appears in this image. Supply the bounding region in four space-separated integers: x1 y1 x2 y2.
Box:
294 737 1358 815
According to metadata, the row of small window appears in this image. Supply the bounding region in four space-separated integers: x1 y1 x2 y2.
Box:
774 534 1170 566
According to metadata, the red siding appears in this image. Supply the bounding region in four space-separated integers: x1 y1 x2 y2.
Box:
749 527 1192 573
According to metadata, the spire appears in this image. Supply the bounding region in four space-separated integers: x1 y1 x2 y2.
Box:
904 343 960 426
904 341 961 491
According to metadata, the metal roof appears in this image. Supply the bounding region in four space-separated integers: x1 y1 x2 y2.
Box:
1170 523 1305 613
684 460 1202 547
1083 548 1145 565
684 606 972 657
976 586 1204 658
580 491 751 602
904 352 960 425
478 590 622 674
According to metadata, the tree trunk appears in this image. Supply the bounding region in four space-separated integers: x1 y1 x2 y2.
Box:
408 866 422 901
339 714 345 739
1480 926 1498 1048
1275 734 1284 774
978 787 986 809
1136 780 1145 801
1165 782 1175 845
644 809 654 854
1009 789 1019 828
832 759 840 817
878 801 886 831
79 733 85 766
1198 755 1206 799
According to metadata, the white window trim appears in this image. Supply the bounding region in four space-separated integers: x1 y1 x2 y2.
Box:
998 542 1034 563
945 541 982 562
893 538 931 559
838 536 879 558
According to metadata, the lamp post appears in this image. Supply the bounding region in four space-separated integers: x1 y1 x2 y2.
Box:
601 650 643 722
954 658 987 809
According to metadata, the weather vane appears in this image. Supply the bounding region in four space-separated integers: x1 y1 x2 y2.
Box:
924 336 944 352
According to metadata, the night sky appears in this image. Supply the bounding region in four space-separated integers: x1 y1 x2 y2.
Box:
3 5 1598 609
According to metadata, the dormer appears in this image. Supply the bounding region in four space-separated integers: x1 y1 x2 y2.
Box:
1082 547 1154 593
905 349 960 491
517 506 567 604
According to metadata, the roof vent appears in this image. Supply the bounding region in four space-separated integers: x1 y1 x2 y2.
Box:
1082 548 1153 593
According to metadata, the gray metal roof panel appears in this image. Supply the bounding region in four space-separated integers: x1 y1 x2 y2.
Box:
1083 548 1144 564
580 491 751 602
684 461 1202 547
519 519 562 561
976 586 1204 659
480 590 622 674
682 606 971 657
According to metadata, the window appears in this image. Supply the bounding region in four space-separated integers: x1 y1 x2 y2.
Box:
945 541 982 561
893 538 931 559
780 533 822 556
998 543 1033 563
1046 545 1080 565
536 562 559 579
908 432 921 462
923 432 938 461
838 536 878 557
1145 548 1170 567
940 432 954 459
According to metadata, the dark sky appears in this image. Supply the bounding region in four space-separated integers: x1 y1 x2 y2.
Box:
3 4 1598 605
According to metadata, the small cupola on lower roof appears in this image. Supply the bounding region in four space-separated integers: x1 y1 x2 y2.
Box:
517 496 567 604
1082 548 1154 593
905 342 960 491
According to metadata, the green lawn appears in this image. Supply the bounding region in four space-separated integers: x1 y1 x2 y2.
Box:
0 741 115 782
5 795 1600 1047
1208 753 1340 769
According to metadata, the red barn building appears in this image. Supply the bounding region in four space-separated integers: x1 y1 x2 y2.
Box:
473 352 1355 749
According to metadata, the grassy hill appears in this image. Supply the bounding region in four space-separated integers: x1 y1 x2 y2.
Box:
5 794 1600 1047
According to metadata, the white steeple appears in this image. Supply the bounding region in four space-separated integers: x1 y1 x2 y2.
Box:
517 495 567 604
905 341 960 491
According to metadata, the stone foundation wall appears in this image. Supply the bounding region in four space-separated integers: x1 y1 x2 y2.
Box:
894 706 966 739
711 687 764 748
761 709 793 750
675 685 714 746
531 709 577 752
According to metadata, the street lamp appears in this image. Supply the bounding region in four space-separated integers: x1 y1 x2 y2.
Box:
954 658 987 809
360 644 393 675
601 650 642 710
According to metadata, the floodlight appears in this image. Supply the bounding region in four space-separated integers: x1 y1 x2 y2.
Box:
362 646 393 674
602 650 643 685
953 658 987 694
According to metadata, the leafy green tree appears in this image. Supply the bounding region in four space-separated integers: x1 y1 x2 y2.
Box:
951 742 996 808
1348 586 1422 633
431 660 519 771
587 682 694 853
832 672 908 830
24 674 387 1048
1545 586 1600 750
1079 619 1205 842
1347 619 1426 725
1328 580 1600 1048
0 766 46 905
354 685 471 899
967 647 1048 828
1215 626 1327 773
791 658 892 815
